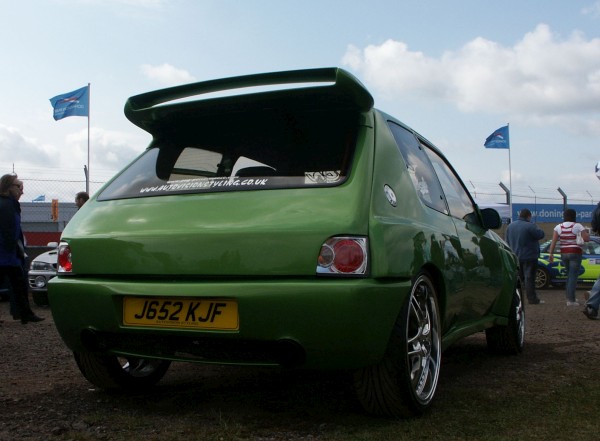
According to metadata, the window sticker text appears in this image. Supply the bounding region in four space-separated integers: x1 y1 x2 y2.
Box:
139 177 269 194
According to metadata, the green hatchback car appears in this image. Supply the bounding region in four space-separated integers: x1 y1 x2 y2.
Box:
49 68 522 418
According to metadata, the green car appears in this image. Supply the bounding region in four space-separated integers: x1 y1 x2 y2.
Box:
49 68 522 418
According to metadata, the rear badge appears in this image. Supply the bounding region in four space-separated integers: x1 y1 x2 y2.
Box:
384 185 397 207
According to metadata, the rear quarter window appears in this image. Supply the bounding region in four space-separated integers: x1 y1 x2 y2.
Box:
387 121 447 214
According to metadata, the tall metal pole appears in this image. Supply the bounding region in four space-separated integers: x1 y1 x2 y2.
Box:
499 182 511 219
87 82 91 194
558 187 567 211
528 185 537 222
507 123 512 221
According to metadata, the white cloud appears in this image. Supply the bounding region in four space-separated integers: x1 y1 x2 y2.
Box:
582 1 600 18
64 127 146 174
140 63 196 86
0 124 59 169
343 24 600 131
0 124 144 178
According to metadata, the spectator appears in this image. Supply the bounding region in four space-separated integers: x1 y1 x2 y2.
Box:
75 191 89 209
548 208 589 306
506 208 545 304
0 174 44 324
583 201 600 320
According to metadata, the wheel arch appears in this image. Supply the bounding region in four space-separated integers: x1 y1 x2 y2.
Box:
419 263 446 318
354 267 443 417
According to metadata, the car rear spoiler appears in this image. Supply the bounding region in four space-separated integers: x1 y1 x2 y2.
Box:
124 67 375 134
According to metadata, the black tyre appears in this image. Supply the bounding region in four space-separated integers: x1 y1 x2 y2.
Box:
32 291 49 306
354 272 442 418
74 352 171 390
535 267 550 290
485 285 525 355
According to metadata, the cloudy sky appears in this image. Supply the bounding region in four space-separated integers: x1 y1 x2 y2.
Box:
1 0 600 204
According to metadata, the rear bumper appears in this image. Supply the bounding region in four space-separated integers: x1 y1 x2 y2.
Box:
48 277 410 369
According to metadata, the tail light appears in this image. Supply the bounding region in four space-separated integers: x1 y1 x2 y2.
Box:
57 242 73 273
317 237 368 275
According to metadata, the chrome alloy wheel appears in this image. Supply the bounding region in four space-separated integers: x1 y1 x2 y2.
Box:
406 275 441 405
513 287 525 348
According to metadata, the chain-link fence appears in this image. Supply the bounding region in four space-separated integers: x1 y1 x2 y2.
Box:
18 176 600 247
21 178 106 205
20 178 106 247
468 181 600 205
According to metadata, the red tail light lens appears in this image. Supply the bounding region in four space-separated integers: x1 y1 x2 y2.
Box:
317 237 368 275
57 243 73 273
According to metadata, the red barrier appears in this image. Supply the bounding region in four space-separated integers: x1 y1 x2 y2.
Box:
24 232 62 247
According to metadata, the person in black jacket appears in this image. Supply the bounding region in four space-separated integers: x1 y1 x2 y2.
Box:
0 174 44 324
583 202 600 319
506 208 546 304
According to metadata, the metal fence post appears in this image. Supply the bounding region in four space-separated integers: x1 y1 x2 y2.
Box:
557 187 567 211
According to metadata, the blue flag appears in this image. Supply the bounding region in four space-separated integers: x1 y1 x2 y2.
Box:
49 85 89 120
484 125 509 149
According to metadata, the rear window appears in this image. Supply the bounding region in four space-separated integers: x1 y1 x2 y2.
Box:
98 108 359 201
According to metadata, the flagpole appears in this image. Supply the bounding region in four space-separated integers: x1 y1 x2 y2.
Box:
49 85 91 193
508 122 512 219
87 82 91 194
483 124 511 218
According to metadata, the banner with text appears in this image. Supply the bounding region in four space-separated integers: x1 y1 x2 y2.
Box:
512 203 596 224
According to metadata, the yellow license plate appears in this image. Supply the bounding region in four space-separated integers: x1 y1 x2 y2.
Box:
123 297 239 330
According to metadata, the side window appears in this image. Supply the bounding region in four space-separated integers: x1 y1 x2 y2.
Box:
387 122 447 214
424 145 477 223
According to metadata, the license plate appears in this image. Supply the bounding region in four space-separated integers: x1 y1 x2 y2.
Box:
123 297 239 330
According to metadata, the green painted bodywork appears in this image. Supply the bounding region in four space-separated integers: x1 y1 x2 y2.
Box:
49 68 518 369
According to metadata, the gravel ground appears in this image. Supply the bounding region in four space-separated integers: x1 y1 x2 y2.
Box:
0 287 598 441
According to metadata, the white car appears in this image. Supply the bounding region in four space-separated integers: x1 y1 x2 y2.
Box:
28 242 58 306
